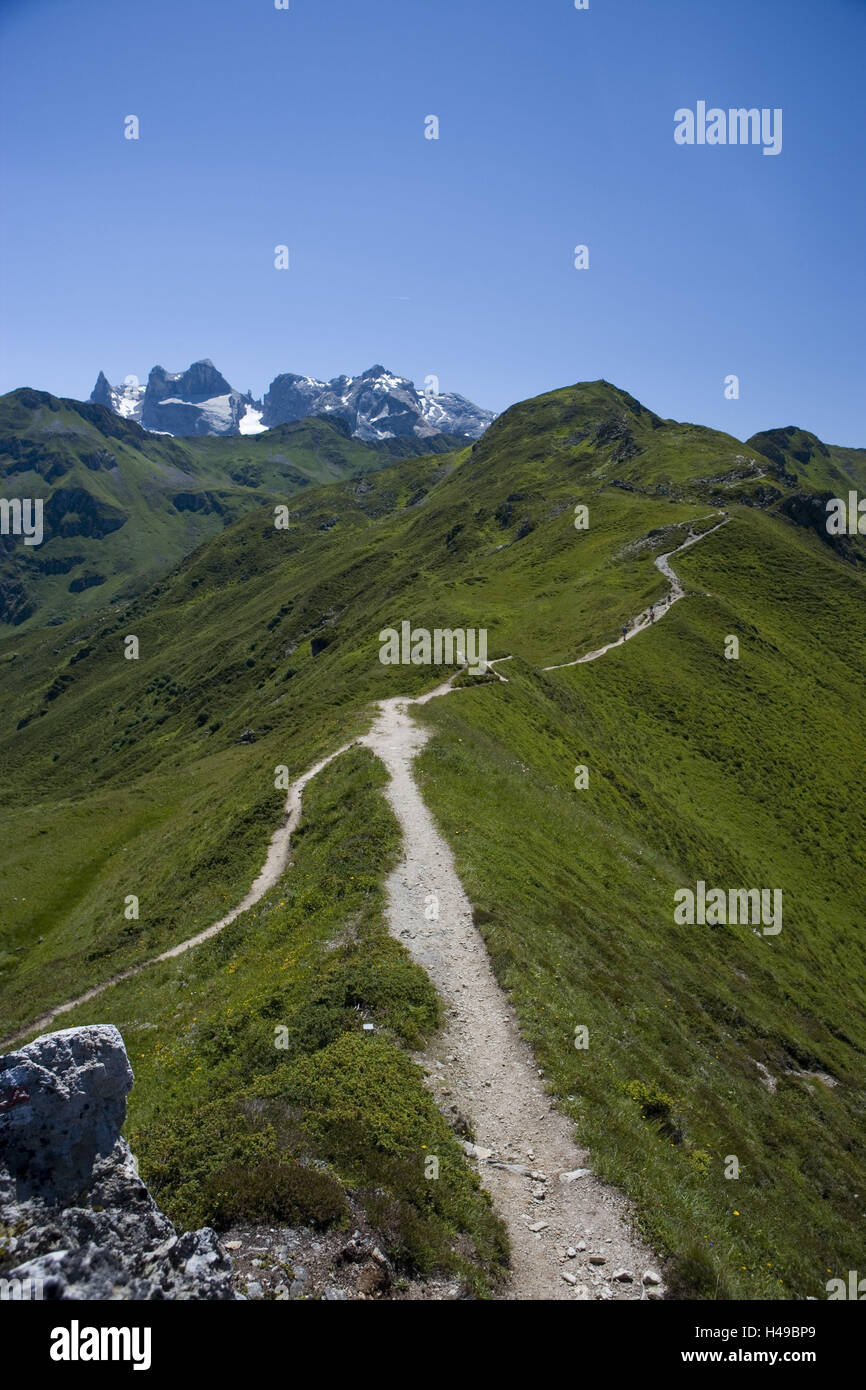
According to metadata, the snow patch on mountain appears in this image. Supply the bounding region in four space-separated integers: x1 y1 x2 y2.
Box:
238 405 267 435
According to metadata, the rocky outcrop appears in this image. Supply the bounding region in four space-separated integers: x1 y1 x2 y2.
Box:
142 361 247 436
778 491 863 563
89 372 146 425
89 371 115 411
0 1025 236 1299
44 486 127 541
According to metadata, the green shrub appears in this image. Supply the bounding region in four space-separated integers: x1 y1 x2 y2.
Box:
132 1095 279 1229
253 1033 509 1286
201 1159 347 1230
688 1147 711 1178
621 1079 684 1141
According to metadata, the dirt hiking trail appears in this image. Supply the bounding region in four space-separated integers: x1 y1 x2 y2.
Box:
362 682 658 1299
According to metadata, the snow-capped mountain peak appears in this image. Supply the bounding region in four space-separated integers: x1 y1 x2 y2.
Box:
91 361 495 442
91 371 146 423
261 366 495 441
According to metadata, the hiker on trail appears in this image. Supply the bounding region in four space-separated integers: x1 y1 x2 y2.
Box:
650 605 655 622
622 625 627 640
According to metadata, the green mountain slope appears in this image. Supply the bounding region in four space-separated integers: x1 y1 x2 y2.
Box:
746 425 866 493
1 379 863 1298
0 389 459 629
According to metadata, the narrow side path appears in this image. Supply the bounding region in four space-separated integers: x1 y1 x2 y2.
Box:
1 741 356 1048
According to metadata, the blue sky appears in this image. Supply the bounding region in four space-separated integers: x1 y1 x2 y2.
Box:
1 0 863 444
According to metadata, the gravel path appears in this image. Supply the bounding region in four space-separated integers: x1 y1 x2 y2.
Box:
362 682 659 1299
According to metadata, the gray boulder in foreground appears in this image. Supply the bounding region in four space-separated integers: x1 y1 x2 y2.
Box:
0 1024 236 1299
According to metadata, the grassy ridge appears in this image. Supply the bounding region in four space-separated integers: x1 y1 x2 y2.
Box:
412 506 866 1298
0 389 427 628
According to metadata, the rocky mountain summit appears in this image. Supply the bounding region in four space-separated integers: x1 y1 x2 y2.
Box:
90 370 146 423
91 360 495 441
0 1025 236 1299
92 360 252 437
261 364 495 441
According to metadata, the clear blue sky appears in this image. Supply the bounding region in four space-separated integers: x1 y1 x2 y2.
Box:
1 0 863 444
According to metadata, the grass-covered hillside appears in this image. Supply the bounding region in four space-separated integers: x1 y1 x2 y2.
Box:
0 388 459 628
1 379 863 1298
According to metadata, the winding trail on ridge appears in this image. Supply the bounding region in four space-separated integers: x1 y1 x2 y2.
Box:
3 514 728 1295
353 515 727 1296
544 513 728 670
0 742 357 1048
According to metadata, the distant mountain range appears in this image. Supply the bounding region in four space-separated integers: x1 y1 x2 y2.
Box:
91 360 496 442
